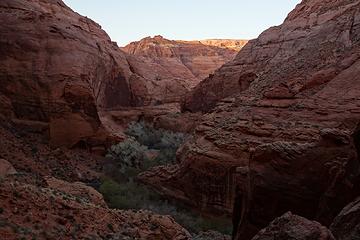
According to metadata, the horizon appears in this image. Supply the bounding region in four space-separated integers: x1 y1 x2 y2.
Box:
62 0 301 46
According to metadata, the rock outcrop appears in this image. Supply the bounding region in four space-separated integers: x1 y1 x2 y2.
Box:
0 176 191 240
199 39 248 51
330 196 360 240
122 36 247 104
251 212 335 240
45 176 107 207
0 0 138 148
122 35 245 81
182 0 360 112
139 0 360 239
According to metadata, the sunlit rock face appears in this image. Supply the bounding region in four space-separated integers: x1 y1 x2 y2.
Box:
140 0 360 239
122 36 247 104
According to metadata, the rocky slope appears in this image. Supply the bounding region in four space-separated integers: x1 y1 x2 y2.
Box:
139 0 360 239
122 36 247 103
0 110 192 239
0 160 191 240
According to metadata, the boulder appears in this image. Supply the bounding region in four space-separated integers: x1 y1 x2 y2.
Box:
330 197 360 240
0 159 17 178
251 212 335 240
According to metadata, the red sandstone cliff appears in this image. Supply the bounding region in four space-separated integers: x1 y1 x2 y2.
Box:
199 39 248 51
182 0 360 112
139 0 360 239
121 36 247 104
122 35 245 81
0 0 140 148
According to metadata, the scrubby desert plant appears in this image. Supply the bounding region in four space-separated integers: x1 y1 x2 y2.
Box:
125 121 187 165
106 138 149 173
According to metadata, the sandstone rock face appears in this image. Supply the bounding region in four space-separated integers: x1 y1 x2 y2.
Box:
183 0 360 112
0 0 138 147
140 0 360 239
199 39 249 51
122 36 247 104
251 212 335 240
122 35 244 81
330 197 360 240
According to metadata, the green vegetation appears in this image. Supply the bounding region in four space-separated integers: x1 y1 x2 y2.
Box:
104 121 188 180
100 122 232 235
99 178 232 234
106 138 149 172
125 121 187 164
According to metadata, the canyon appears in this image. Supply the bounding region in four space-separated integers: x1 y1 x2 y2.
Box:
0 0 360 239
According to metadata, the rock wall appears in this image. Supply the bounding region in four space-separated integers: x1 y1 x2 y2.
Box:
0 0 139 147
122 36 247 105
183 0 360 112
140 0 360 239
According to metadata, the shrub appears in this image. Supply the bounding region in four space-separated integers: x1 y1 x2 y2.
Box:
125 122 161 148
99 178 161 210
125 121 187 165
105 122 188 181
106 138 149 173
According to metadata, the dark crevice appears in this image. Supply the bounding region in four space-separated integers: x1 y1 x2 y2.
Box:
351 124 360 195
232 187 242 239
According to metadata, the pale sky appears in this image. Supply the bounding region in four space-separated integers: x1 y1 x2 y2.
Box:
63 0 301 46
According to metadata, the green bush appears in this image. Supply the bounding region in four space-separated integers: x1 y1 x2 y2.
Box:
106 138 149 173
99 178 161 210
125 122 162 148
125 121 187 165
105 122 188 181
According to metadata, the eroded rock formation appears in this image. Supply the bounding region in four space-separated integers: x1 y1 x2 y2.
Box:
122 36 247 104
122 36 245 81
251 212 335 240
0 0 138 148
139 0 360 239
199 39 248 51
182 0 360 112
